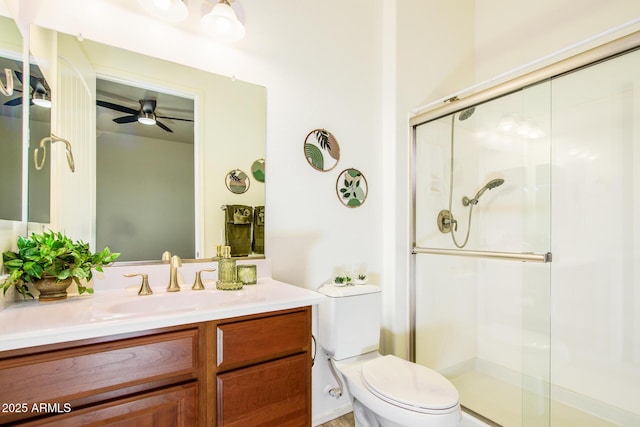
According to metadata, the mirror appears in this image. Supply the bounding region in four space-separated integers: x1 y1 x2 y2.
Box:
96 78 195 261
0 15 23 222
29 27 266 262
27 62 52 224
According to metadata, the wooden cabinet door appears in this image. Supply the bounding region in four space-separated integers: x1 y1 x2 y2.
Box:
18 383 197 427
216 309 310 372
217 353 310 427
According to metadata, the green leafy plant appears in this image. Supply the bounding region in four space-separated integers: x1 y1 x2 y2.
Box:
358 273 367 281
334 275 352 285
1 230 120 298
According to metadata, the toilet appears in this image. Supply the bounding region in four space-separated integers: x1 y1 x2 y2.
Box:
318 283 461 427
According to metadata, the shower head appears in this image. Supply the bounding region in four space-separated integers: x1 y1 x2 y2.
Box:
484 178 505 190
458 107 476 121
462 178 505 206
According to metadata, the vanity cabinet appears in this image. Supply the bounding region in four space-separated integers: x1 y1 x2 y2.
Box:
0 306 312 427
214 308 312 426
0 324 204 426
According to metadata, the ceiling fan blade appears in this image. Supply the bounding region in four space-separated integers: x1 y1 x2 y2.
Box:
156 120 173 133
4 97 22 106
13 70 24 85
156 115 194 122
113 115 138 124
97 100 139 115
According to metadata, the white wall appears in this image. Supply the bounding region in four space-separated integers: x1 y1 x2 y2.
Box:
6 0 385 422
391 0 476 359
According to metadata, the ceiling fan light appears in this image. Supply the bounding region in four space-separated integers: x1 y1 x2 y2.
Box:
32 92 51 108
138 0 188 22
138 112 156 125
201 1 246 42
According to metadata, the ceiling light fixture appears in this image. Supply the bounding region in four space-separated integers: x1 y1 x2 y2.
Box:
32 92 52 109
201 0 246 42
138 0 188 22
138 112 157 125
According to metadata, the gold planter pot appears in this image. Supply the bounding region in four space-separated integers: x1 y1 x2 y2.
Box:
33 276 73 301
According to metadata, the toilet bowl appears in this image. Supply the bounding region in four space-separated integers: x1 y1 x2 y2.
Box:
317 283 461 427
333 352 461 427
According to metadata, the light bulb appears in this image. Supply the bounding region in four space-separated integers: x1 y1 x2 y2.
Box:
138 0 188 22
138 113 156 125
153 0 171 11
32 92 51 108
201 1 246 42
216 16 233 33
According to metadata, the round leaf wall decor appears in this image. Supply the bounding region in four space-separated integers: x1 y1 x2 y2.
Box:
336 168 367 208
251 158 265 182
225 169 250 194
304 129 340 171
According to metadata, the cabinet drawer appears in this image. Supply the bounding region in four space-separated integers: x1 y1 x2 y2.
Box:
17 382 197 427
216 309 310 370
0 329 198 413
217 353 310 427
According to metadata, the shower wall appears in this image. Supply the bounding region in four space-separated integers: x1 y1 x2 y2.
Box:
412 45 640 426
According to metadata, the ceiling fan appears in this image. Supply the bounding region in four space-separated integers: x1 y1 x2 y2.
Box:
96 98 193 133
3 70 51 108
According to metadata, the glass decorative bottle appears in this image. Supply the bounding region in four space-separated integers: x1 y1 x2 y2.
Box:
217 246 242 290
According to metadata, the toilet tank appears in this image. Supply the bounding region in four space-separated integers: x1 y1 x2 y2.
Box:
317 284 381 360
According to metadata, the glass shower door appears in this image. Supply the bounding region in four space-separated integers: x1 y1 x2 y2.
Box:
412 81 552 426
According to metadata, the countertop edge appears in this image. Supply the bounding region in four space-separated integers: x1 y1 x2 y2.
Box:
0 279 326 352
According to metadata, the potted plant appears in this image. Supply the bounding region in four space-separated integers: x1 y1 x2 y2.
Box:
1 230 120 301
333 274 352 287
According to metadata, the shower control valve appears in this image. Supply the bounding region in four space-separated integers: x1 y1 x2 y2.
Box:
437 210 456 233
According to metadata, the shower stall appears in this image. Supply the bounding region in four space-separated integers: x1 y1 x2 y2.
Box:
410 32 640 426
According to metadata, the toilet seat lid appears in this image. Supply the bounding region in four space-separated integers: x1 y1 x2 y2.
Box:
361 355 459 412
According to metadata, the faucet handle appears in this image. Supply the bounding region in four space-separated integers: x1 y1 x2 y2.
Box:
124 273 153 296
193 269 217 290
171 255 182 267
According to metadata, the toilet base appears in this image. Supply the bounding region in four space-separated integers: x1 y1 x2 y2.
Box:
353 398 404 427
335 353 462 427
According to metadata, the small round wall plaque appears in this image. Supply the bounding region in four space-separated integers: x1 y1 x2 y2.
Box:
336 168 367 208
225 169 250 194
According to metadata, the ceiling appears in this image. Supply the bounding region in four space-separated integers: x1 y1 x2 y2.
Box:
96 78 194 145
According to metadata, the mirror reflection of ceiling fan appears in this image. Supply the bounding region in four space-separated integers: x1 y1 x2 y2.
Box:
3 70 51 108
96 99 194 133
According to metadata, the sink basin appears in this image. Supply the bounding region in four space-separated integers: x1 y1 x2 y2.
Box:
104 289 265 315
107 293 203 314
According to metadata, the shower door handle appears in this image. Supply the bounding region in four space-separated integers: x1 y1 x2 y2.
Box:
413 247 552 263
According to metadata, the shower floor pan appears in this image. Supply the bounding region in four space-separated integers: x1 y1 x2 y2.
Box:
450 369 625 427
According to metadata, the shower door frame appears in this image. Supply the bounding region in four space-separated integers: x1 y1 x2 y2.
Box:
408 29 640 362
409 29 640 426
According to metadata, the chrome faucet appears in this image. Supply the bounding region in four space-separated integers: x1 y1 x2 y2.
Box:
167 255 182 292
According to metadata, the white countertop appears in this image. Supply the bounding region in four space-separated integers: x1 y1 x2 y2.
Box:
0 278 326 352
